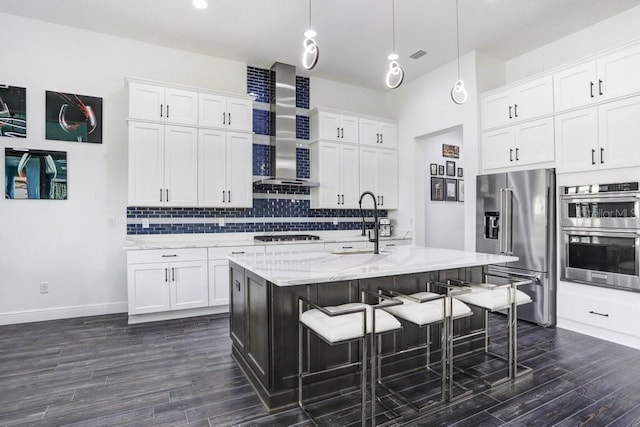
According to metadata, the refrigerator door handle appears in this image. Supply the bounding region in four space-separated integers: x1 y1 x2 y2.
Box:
502 188 514 255
499 189 506 254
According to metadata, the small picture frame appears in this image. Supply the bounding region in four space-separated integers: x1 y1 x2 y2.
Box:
446 161 456 177
445 178 457 202
442 144 460 158
458 179 465 202
438 165 445 175
430 163 438 176
457 167 463 178
430 177 444 201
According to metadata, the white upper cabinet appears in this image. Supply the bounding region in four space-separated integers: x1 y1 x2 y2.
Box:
198 93 253 132
359 147 398 209
128 122 198 207
359 118 397 148
554 43 640 112
481 75 553 130
482 118 554 172
311 109 359 144
198 129 253 208
310 141 360 208
555 96 640 173
129 82 198 126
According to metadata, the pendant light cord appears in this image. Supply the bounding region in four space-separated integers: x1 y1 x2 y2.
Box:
308 0 312 29
392 0 396 53
455 0 460 79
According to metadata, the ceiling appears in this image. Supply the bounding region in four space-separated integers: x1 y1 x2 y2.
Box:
1 0 638 91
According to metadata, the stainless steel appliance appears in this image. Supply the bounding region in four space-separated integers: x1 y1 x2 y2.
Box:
476 168 556 326
560 182 640 292
379 218 392 237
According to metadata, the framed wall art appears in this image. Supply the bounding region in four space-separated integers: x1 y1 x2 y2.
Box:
430 177 444 201
45 91 103 143
5 148 68 200
457 167 463 178
430 163 438 175
0 85 27 138
438 165 444 175
458 179 464 202
445 178 457 202
442 144 459 158
446 161 456 176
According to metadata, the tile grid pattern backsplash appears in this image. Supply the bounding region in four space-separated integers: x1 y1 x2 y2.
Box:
127 66 385 235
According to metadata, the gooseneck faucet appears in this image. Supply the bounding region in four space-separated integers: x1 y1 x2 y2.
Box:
358 191 379 254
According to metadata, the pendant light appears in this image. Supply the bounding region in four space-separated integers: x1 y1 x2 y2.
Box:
451 0 468 104
302 0 319 70
385 0 404 89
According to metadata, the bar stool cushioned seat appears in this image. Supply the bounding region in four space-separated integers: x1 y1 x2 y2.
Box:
300 302 402 343
383 292 472 326
453 286 531 310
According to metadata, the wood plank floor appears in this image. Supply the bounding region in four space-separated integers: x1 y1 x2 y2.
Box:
1 313 640 426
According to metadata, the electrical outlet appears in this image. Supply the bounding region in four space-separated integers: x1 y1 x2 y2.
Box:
40 282 49 294
333 217 338 225
219 217 225 227
142 218 150 229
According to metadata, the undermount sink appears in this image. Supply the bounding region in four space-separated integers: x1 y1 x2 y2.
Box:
329 248 389 255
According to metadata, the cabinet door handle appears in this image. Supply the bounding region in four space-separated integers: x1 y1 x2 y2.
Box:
160 189 163 202
515 147 519 161
171 267 175 282
341 194 345 205
222 190 226 202
598 79 603 96
381 195 384 205
588 310 609 317
231 251 245 255
337 127 340 138
600 148 605 164
337 194 341 204
514 104 518 118
341 127 344 138
508 105 513 119
160 104 163 117
591 149 596 165
162 254 178 258
166 189 169 202
228 190 231 202
166 104 169 118
380 133 383 143
376 133 380 143
235 280 241 291
165 268 168 282
590 81 595 98
223 112 226 124
228 113 231 125
510 148 513 162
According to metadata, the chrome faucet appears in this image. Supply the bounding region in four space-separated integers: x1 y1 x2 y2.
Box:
358 191 379 254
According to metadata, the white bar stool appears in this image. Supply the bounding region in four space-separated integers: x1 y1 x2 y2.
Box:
377 285 473 415
449 278 533 386
298 294 402 427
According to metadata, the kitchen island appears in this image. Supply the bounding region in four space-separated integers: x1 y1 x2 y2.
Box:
228 245 517 410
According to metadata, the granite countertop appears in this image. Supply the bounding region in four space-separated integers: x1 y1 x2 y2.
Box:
227 244 518 287
123 230 412 250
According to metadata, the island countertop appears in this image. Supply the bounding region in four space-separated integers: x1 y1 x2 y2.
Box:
227 244 518 286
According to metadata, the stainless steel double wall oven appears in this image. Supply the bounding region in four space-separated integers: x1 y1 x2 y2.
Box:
560 182 640 292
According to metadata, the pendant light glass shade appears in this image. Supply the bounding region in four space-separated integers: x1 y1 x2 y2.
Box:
451 0 467 104
385 0 404 89
302 0 319 70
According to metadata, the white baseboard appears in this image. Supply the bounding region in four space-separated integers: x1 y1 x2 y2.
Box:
557 317 640 350
127 305 229 324
0 302 128 325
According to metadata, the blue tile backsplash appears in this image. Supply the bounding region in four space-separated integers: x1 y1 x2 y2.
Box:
127 66 375 235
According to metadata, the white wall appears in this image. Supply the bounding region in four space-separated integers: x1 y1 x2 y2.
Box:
386 51 480 251
420 127 465 249
506 5 640 82
310 76 388 117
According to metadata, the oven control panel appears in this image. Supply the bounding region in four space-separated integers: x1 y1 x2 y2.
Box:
563 182 639 195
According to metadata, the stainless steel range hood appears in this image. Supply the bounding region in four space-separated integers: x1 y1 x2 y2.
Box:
254 62 319 187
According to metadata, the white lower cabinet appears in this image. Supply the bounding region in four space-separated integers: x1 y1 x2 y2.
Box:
557 281 640 347
207 246 265 308
127 248 208 315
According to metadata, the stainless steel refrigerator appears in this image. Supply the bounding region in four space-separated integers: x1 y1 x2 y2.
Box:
476 168 556 326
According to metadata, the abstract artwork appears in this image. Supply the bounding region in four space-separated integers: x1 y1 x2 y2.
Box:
0 85 27 138
45 91 102 143
5 148 68 200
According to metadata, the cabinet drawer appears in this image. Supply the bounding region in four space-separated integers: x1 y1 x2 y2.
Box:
209 245 264 260
324 240 369 251
127 248 207 264
558 284 640 338
265 242 324 253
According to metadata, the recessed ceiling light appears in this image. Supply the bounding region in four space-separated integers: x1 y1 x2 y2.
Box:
192 0 208 10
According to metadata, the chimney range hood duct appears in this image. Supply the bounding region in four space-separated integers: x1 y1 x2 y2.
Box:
254 62 319 187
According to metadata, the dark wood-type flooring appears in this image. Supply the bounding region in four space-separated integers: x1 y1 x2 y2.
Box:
1 312 640 426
